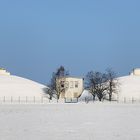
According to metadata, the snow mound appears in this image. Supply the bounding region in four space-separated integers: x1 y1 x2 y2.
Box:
79 75 140 102
118 75 140 100
0 75 47 97
79 90 93 101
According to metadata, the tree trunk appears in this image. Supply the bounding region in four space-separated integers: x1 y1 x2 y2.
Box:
109 94 112 101
93 94 95 101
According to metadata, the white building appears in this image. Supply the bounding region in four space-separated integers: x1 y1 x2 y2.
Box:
56 76 84 99
0 68 10 75
130 68 140 76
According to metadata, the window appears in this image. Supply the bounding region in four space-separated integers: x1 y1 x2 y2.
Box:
75 81 78 88
70 81 74 88
65 81 69 89
60 81 65 88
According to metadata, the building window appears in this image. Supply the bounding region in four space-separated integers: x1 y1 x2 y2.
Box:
65 81 69 89
70 81 74 88
60 81 65 88
75 81 78 88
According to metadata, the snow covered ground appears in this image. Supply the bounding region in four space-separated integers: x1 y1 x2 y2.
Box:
0 103 140 140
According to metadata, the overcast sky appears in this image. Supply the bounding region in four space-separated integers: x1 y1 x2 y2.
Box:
0 0 140 84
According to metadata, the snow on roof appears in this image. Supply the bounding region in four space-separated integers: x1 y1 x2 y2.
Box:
56 76 84 80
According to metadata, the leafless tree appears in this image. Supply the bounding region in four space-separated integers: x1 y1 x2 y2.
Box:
48 66 69 99
106 68 119 101
85 71 108 101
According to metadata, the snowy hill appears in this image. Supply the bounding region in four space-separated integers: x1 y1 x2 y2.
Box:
0 75 47 98
79 75 140 102
118 75 140 100
0 74 140 102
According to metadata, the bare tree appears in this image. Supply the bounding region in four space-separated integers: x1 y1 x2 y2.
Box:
85 71 108 101
85 71 96 100
43 87 55 100
48 66 69 99
106 68 119 101
46 72 57 100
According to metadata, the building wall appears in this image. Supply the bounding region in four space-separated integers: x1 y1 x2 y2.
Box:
0 69 10 76
130 68 140 76
56 77 84 99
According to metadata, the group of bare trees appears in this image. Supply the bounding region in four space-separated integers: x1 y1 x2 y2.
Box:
47 66 119 102
85 69 119 101
47 66 69 99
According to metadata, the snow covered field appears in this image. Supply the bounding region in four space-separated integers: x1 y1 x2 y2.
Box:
0 103 140 140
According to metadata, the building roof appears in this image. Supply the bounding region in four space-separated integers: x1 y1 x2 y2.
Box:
56 76 84 80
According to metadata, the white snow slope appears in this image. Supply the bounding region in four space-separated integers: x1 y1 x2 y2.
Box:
118 75 140 100
79 75 140 102
0 74 140 102
0 104 140 140
0 75 47 97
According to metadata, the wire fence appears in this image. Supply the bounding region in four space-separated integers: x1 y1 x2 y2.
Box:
118 97 140 104
81 97 140 104
0 96 59 104
0 96 140 104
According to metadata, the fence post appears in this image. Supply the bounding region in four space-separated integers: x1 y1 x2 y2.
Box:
19 96 20 104
117 98 119 103
26 96 27 104
124 97 126 103
11 96 13 103
3 96 5 103
33 96 35 104
132 97 134 104
117 96 119 103
41 97 43 104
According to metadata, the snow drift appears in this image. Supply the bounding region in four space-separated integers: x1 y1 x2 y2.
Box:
118 75 140 100
79 75 140 101
0 75 47 98
0 74 140 102
78 90 93 101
